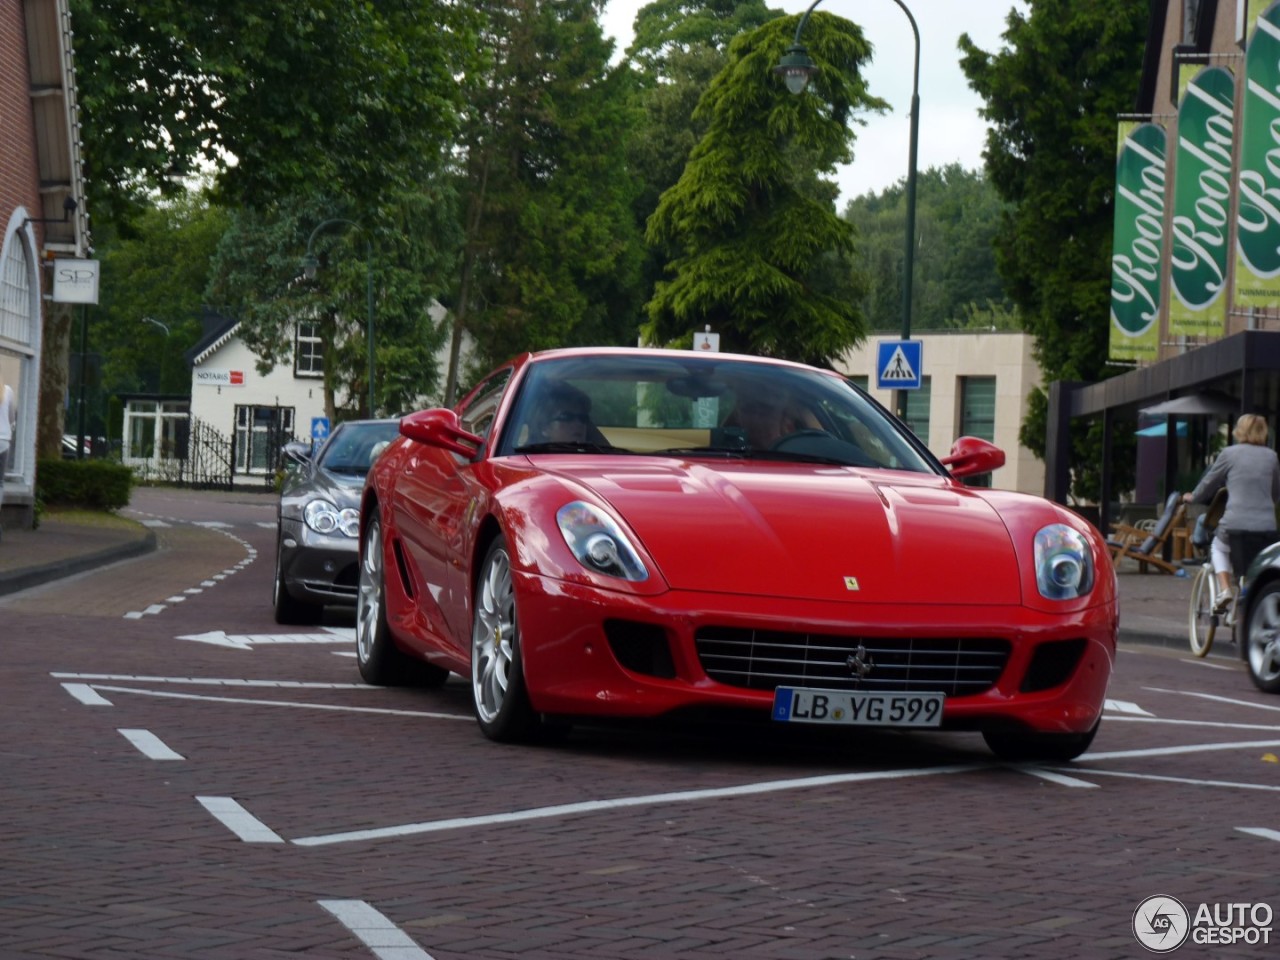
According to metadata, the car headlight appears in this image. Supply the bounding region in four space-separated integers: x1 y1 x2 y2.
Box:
1034 524 1094 600
303 499 360 538
556 501 649 582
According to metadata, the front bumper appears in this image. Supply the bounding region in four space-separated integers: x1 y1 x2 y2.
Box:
278 518 360 606
515 573 1116 736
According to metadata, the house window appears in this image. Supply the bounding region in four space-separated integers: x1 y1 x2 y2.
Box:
123 400 191 464
295 321 323 377
959 376 997 488
235 405 295 474
903 377 931 441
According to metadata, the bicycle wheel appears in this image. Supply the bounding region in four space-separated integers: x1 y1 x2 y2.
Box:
1188 564 1217 657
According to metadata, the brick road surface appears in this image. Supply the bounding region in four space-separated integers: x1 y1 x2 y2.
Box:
1 489 1278 959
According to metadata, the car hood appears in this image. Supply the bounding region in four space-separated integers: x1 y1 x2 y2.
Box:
282 468 365 516
546 459 1023 605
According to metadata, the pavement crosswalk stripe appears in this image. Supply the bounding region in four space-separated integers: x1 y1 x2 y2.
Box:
118 728 184 760
1236 827 1280 841
197 796 284 843
318 900 436 959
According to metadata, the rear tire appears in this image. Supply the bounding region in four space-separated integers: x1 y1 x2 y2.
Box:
1245 581 1280 693
983 718 1100 763
273 534 323 626
1188 565 1216 657
356 515 449 687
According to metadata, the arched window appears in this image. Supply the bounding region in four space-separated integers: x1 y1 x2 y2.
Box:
0 228 36 483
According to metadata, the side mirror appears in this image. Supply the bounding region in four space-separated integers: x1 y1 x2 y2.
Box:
941 436 1005 478
400 408 483 457
281 439 314 468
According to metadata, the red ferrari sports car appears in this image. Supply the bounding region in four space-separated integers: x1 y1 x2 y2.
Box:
357 347 1117 760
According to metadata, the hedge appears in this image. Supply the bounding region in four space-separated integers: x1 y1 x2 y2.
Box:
36 459 134 510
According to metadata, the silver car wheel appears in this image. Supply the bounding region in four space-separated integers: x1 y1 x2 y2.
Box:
1247 586 1280 687
357 519 382 665
472 544 516 724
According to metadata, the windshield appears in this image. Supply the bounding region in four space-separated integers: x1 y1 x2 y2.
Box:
316 421 402 476
495 354 937 473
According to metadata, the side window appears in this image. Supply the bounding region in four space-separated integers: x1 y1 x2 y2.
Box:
294 321 323 377
458 368 513 441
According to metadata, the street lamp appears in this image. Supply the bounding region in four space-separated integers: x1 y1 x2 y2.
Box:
302 219 376 417
775 0 920 420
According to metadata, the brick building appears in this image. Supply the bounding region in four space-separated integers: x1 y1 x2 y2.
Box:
0 0 89 530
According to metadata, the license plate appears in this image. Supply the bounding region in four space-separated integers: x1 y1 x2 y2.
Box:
771 687 944 728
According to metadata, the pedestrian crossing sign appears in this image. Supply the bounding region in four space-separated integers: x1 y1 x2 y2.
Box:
875 340 923 390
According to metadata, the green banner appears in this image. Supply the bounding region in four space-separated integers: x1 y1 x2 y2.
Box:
1169 67 1235 336
1110 122 1166 361
1236 0 1280 307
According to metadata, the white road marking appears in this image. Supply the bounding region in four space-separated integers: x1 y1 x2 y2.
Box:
1237 827 1280 841
319 900 436 960
1081 739 1280 761
197 796 284 843
199 580 217 587
165 596 187 603
1062 768 1280 792
177 627 355 650
73 683 472 720
193 521 233 529
62 683 112 706
52 673 371 688
1014 767 1098 788
1104 716 1280 732
1179 657 1236 670
139 519 170 528
118 728 184 760
292 764 983 847
183 588 203 595
1143 687 1280 713
257 522 276 529
1104 698 1154 716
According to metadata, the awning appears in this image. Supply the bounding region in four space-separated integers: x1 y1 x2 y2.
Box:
1135 421 1189 437
1139 391 1239 417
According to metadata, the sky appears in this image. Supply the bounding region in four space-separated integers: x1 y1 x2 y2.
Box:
599 0 1022 203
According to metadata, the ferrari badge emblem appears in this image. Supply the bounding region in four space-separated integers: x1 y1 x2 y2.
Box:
843 576 860 591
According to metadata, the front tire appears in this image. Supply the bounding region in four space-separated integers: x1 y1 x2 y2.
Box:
356 515 448 687
983 718 1100 763
273 533 323 626
1245 581 1280 693
471 536 540 742
1188 565 1216 657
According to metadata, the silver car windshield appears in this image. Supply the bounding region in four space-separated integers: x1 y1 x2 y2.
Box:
497 354 937 473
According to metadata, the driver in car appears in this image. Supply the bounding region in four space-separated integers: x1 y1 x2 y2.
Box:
534 382 594 445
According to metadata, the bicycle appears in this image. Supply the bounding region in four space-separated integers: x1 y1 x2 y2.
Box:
1188 556 1242 657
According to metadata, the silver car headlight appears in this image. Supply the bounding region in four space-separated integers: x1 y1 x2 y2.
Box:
556 501 649 582
303 499 360 538
1034 524 1094 600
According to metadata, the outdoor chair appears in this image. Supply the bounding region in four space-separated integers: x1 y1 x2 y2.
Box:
1108 492 1187 575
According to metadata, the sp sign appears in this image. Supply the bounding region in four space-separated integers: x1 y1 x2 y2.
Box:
51 259 100 305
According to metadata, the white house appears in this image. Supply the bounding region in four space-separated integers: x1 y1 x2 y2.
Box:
837 331 1045 496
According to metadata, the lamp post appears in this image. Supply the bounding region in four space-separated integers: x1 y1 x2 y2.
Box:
302 219 376 417
775 0 920 420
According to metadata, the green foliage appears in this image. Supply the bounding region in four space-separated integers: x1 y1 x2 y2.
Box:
451 1 648 377
843 164 1013 331
644 13 884 364
960 0 1147 500
36 459 133 510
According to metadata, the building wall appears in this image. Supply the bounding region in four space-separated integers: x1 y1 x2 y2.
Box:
0 1 46 529
837 331 1046 495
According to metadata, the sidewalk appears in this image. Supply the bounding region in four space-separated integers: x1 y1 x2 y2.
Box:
0 510 156 597
0 502 1198 648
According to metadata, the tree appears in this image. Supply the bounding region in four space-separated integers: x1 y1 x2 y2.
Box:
443 0 647 395
644 13 885 364
959 0 1148 498
842 164 1012 330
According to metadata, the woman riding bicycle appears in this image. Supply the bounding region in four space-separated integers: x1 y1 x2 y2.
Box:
1182 413 1280 612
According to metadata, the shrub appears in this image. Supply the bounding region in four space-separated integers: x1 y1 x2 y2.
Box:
36 459 134 510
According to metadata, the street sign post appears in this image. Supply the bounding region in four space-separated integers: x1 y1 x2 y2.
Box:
875 340 923 391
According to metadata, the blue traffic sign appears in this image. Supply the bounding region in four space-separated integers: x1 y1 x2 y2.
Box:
875 340 923 390
311 417 331 441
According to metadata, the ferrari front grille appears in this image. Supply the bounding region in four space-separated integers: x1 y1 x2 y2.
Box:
695 628 1010 696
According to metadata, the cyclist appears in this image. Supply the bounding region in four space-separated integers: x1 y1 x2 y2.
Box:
1182 413 1280 613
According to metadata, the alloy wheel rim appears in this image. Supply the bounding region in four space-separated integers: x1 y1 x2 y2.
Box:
472 548 515 723
357 522 381 663
1249 592 1280 682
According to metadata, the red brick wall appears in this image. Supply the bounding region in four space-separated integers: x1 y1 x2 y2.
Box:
0 1 43 230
